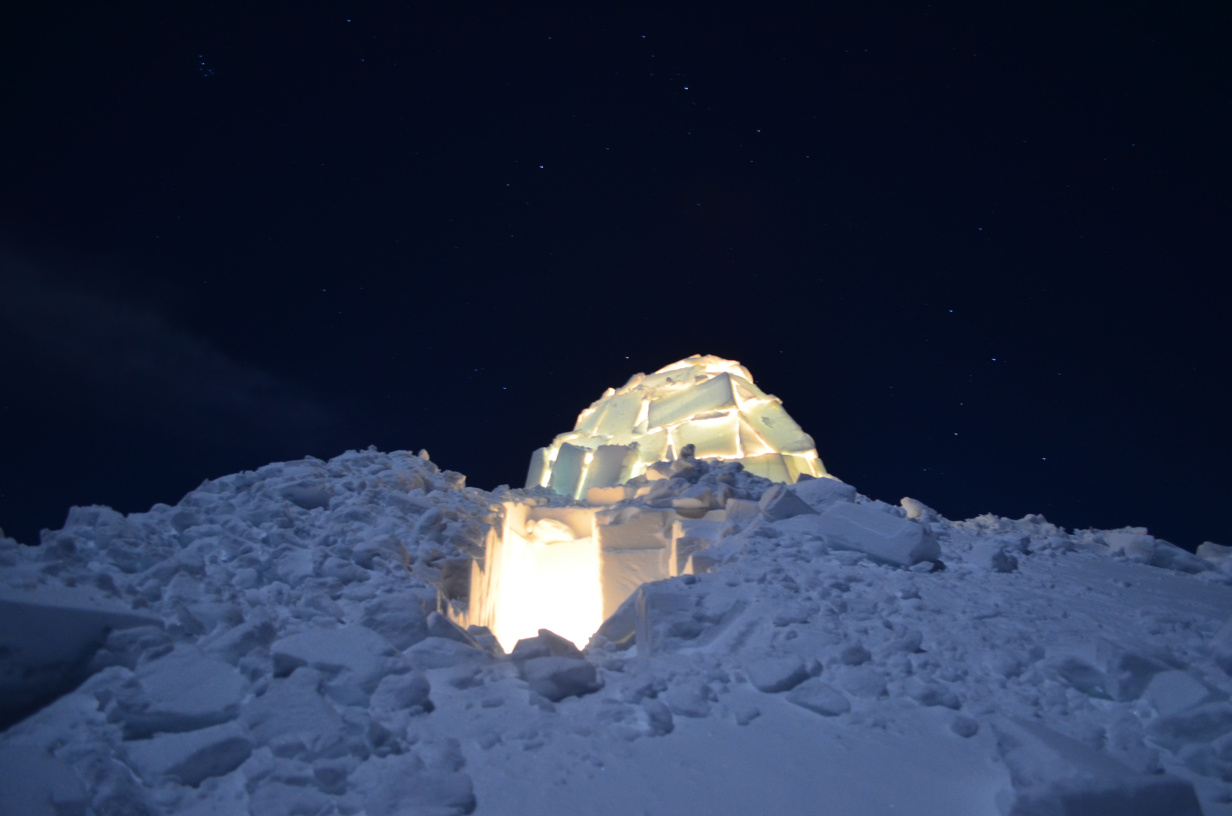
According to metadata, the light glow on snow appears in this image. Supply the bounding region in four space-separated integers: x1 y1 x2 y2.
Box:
490 524 602 652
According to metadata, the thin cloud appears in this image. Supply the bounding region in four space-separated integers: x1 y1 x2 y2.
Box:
0 249 342 439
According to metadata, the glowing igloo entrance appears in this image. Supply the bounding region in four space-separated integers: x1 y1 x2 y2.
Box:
456 355 829 652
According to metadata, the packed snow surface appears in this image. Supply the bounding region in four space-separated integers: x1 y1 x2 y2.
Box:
3 447 1232 815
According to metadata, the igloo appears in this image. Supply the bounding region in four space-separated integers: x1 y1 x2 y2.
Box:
526 354 828 499
455 356 835 652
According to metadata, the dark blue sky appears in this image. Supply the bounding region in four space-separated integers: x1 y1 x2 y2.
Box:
1 2 1229 549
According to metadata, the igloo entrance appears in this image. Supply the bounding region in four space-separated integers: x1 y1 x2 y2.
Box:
453 355 830 652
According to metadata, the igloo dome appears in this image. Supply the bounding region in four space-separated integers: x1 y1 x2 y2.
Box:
526 354 827 500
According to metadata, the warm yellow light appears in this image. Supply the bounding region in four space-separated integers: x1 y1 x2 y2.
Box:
526 354 828 496
489 526 602 653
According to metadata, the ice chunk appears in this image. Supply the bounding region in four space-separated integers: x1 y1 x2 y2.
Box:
746 656 810 693
758 483 819 522
370 670 432 713
900 496 939 521
813 502 940 566
1142 671 1217 717
671 519 724 576
113 646 249 737
786 678 851 716
404 637 489 671
241 668 348 759
0 585 160 729
1101 645 1171 702
519 656 602 702
123 721 252 786
271 624 401 706
789 477 857 510
359 589 437 651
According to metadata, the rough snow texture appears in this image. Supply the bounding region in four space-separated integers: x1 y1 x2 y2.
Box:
1 447 1232 815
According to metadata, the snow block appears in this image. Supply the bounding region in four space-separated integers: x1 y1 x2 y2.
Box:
724 498 762 526
359 589 437 651
600 547 670 620
0 585 160 729
742 399 815 453
635 580 712 656
813 502 940 566
113 646 249 738
404 637 489 671
578 444 636 497
587 485 638 505
900 496 939 522
519 656 601 702
671 519 724 576
525 447 548 489
123 721 253 786
271 624 402 706
1143 671 1217 718
740 452 791 483
991 716 1202 816
788 477 857 511
548 442 588 500
1100 645 1172 702
510 629 585 662
786 678 851 717
647 372 737 429
746 656 810 693
757 483 819 522
370 670 432 713
242 668 349 760
595 506 674 550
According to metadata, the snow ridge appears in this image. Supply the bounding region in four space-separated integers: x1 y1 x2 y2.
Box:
1 447 1230 815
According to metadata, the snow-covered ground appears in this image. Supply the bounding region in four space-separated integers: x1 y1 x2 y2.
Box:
3 447 1232 815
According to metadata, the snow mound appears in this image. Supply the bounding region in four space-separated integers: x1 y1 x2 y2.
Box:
1 446 1231 815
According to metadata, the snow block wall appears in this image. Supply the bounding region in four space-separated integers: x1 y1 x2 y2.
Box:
526 355 827 498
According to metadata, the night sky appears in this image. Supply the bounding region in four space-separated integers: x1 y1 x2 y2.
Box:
1 3 1228 550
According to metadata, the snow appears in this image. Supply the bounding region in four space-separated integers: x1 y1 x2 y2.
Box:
2 445 1232 815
